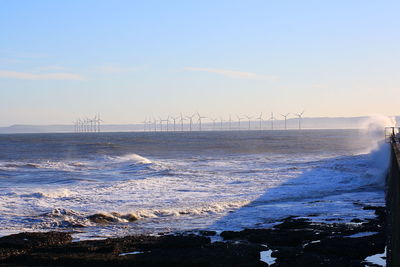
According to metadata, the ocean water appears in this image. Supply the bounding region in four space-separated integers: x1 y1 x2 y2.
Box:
0 130 389 240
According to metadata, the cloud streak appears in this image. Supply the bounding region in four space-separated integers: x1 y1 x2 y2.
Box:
185 67 277 81
0 70 85 81
96 64 143 73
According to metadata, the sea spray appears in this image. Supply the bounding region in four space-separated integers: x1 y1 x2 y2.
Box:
360 115 396 186
361 115 396 151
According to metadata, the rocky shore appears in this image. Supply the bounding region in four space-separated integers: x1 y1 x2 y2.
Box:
0 205 386 266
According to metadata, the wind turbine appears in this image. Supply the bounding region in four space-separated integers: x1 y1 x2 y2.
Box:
197 112 207 131
90 117 95 132
236 115 244 130
96 113 103 132
84 118 90 132
171 116 180 131
270 112 276 130
153 117 157 132
295 111 305 130
229 115 232 130
245 115 253 130
158 117 164 132
186 113 196 132
220 117 224 130
210 118 217 131
180 113 186 131
281 113 290 130
142 117 148 132
256 113 263 130
165 116 170 132
77 119 82 133
81 118 84 132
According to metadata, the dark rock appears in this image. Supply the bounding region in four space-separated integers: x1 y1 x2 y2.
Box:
0 231 72 249
199 230 216 236
1 234 266 267
273 217 311 230
87 213 121 224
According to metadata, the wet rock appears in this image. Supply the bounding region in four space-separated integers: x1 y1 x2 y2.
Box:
87 213 121 224
1 234 265 267
199 230 216 236
0 231 72 249
222 207 386 266
273 217 311 230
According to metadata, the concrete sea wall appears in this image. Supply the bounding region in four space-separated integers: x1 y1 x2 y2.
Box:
387 141 400 266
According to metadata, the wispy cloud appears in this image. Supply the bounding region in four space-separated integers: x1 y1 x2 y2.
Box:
0 70 85 81
311 83 329 89
96 64 144 73
15 52 49 59
185 67 277 81
35 65 68 71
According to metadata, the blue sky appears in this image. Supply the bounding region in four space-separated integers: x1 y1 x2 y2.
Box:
0 0 399 126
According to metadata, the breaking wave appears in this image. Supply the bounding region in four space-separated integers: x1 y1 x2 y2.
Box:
32 200 250 229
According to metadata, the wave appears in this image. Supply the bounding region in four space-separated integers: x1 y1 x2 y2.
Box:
0 161 86 171
107 153 152 164
245 142 389 206
32 200 250 229
0 153 154 174
20 189 72 199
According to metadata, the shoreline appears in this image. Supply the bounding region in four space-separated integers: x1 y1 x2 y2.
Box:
0 205 386 266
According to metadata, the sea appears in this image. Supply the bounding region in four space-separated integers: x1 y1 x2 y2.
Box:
0 129 390 240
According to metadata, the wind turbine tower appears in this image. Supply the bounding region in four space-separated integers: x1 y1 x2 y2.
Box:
90 117 95 132
165 116 170 132
256 113 263 130
245 115 253 130
153 118 157 132
142 117 148 132
85 118 88 132
96 113 103 132
236 115 244 130
171 116 179 131
210 118 217 131
270 112 276 130
180 113 186 131
186 114 196 132
158 117 164 132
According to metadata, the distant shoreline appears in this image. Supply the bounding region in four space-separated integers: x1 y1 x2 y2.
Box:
1 115 398 134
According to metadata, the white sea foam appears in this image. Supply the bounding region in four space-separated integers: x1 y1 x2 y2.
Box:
107 153 152 164
260 249 276 265
364 247 386 266
20 189 72 199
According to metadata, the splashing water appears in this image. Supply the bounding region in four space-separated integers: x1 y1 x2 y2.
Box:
361 115 396 151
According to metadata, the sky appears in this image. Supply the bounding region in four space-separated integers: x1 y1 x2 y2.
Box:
0 0 399 126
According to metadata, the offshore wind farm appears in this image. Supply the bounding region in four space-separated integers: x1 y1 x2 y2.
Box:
73 111 309 133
